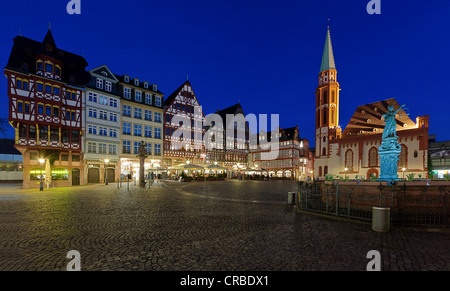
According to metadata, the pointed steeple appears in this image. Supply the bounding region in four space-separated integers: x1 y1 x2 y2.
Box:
42 27 56 49
320 26 336 73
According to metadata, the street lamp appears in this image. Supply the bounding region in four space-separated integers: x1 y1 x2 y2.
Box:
402 168 406 180
104 159 109 185
344 168 348 180
39 159 45 191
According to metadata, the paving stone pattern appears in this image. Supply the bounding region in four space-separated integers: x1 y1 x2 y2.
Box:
0 180 449 271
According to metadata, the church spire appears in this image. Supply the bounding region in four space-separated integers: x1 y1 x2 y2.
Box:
320 26 336 73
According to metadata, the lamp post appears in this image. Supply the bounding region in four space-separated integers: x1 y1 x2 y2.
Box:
104 159 109 185
402 168 406 180
344 168 348 180
39 159 45 191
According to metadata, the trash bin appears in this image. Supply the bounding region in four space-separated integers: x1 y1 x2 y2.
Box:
288 192 296 205
372 207 390 232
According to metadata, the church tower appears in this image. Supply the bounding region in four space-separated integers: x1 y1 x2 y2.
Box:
315 26 341 158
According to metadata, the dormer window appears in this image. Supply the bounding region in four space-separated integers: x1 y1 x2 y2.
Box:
153 85 158 91
45 62 53 72
37 61 43 71
96 78 104 89
124 76 129 83
55 65 61 76
144 82 148 89
134 79 140 86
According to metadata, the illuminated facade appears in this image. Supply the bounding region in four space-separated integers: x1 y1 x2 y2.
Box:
5 29 89 188
313 27 429 180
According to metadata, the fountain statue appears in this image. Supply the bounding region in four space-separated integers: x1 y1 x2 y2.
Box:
378 104 406 184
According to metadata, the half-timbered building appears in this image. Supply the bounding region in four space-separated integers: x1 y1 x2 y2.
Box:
163 80 206 167
5 29 90 188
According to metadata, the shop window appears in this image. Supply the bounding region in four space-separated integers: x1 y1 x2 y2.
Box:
51 169 69 180
30 168 45 180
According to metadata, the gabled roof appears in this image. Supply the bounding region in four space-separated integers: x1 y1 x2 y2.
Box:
164 80 192 107
5 30 90 86
342 98 417 137
320 27 336 73
89 65 118 82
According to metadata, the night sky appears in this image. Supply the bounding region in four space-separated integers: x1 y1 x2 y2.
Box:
1 0 449 147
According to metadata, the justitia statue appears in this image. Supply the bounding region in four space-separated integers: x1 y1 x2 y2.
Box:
378 104 407 184
382 104 405 139
138 141 148 188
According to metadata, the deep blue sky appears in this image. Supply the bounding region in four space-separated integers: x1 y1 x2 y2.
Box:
1 0 449 146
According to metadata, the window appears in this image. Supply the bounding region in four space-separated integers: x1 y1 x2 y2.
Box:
50 127 58 141
37 61 43 71
62 129 70 143
45 85 52 93
19 124 27 138
124 88 131 99
17 101 23 112
145 143 152 155
109 129 117 138
88 92 98 103
99 96 108 105
46 105 52 116
40 126 48 141
98 143 107 154
165 114 171 123
109 113 118 122
153 85 158 91
109 98 118 108
414 150 418 158
23 80 29 90
368 147 378 167
145 126 152 138
135 91 142 102
123 105 131 117
124 76 129 83
123 140 131 154
99 127 108 136
123 122 131 135
72 154 80 162
154 128 161 139
134 79 139 86
55 66 61 76
61 154 69 161
53 87 60 95
154 144 161 156
145 110 152 121
154 112 162 123
88 108 97 118
398 145 408 169
16 79 22 89
37 82 43 92
29 125 36 139
145 93 152 104
105 81 112 92
53 106 59 117
109 144 117 155
134 108 142 119
88 142 97 153
45 63 53 72
71 92 76 100
345 149 354 171
96 78 104 89
155 96 161 107
22 103 28 115
38 104 44 115
134 124 142 136
144 82 148 89
99 110 108 120
133 141 142 154
88 125 97 135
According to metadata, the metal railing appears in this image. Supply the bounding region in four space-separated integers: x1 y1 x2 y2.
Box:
297 181 449 227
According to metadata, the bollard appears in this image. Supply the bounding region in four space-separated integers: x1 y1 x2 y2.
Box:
372 207 390 232
288 192 296 205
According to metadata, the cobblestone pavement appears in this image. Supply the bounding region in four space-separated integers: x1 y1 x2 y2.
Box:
0 180 449 271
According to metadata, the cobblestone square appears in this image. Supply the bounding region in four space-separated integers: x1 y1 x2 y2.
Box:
0 180 449 271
